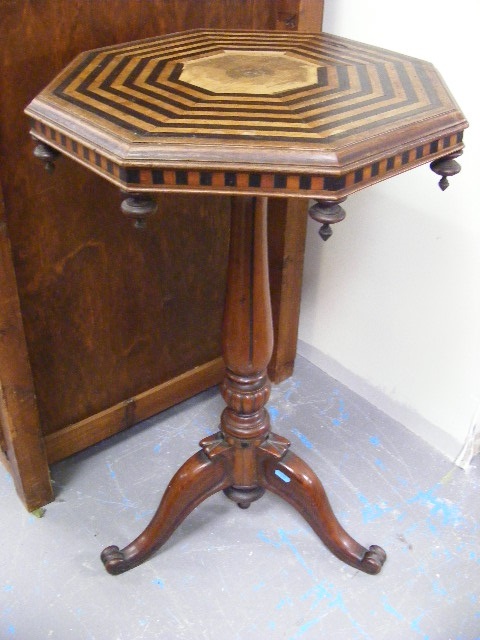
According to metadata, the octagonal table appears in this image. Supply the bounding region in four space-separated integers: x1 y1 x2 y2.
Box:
26 29 467 576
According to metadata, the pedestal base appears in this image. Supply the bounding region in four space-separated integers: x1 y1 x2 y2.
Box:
101 431 386 576
101 195 386 577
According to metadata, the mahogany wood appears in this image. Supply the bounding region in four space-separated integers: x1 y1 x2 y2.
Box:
101 449 232 575
44 357 225 465
101 196 386 575
0 193 53 509
0 0 322 510
261 450 386 573
267 198 308 382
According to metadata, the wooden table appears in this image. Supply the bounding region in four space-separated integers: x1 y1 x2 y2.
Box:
26 29 467 575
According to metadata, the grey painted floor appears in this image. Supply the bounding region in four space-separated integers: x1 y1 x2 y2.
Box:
1 355 479 640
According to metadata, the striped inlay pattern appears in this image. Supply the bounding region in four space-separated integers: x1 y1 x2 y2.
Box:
31 119 463 195
47 30 454 145
26 29 467 197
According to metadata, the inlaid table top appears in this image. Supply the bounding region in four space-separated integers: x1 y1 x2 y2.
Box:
26 29 467 199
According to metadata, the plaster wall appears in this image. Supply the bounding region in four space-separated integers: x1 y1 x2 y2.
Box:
298 0 480 461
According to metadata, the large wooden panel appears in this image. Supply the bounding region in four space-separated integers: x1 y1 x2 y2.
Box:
0 191 53 509
0 0 324 510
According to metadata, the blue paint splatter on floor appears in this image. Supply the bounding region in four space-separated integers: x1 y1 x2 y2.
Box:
276 596 294 610
302 581 347 613
269 405 280 423
408 485 464 528
3 355 480 640
289 614 326 640
152 578 165 588
432 580 447 597
411 613 430 639
291 428 313 449
331 397 349 427
284 380 300 403
259 529 372 640
358 493 392 524
258 529 314 578
134 509 154 522
381 595 403 621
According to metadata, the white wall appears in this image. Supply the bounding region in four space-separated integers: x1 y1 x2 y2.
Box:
298 0 480 462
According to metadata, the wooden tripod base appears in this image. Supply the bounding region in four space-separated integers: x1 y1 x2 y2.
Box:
101 196 386 576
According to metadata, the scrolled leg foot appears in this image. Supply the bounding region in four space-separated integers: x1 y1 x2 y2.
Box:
101 546 128 576
260 449 386 575
360 544 387 575
101 449 230 574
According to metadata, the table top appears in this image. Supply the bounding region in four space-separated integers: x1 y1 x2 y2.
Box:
26 29 467 199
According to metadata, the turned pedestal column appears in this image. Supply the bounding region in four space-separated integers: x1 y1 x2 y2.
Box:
100 196 386 575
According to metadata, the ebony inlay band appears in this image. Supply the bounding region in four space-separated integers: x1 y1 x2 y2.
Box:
30 119 463 198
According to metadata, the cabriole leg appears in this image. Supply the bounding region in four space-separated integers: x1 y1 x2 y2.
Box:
101 449 230 575
260 449 386 574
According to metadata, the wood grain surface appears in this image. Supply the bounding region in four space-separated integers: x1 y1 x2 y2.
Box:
27 30 467 198
0 0 322 510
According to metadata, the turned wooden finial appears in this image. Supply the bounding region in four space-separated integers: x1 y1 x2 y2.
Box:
120 193 158 229
32 139 59 173
308 198 347 240
430 151 462 191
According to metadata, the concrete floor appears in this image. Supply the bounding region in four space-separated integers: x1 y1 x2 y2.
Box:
1 355 479 640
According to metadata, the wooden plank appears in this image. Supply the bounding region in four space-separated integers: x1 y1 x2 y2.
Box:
0 188 54 510
268 198 308 382
45 358 224 464
268 0 323 382
275 0 324 30
298 0 324 30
